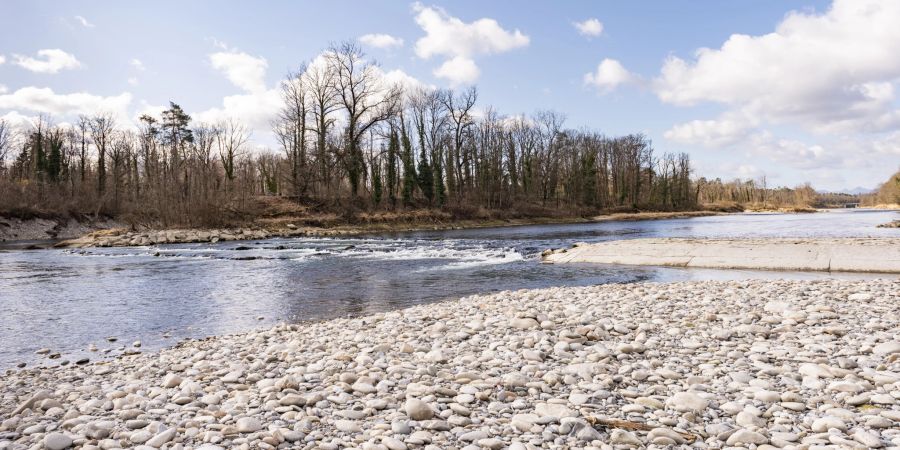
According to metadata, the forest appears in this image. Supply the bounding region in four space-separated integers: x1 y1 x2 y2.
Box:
0 42 841 228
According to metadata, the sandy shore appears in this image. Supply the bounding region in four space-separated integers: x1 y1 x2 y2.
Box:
543 238 900 273
2 279 898 449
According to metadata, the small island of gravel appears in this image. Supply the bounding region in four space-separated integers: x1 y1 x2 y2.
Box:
543 238 900 273
1 279 898 449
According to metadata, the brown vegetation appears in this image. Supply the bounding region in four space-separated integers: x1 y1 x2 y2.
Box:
861 170 900 207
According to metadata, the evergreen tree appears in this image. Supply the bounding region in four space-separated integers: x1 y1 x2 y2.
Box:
401 125 417 207
46 131 64 183
372 157 383 206
433 147 446 207
30 131 45 179
386 129 399 207
417 146 433 205
160 102 193 178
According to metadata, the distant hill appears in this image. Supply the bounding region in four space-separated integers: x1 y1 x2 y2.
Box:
818 186 872 195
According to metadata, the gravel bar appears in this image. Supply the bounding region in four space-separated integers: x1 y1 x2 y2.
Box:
543 238 900 273
1 279 899 449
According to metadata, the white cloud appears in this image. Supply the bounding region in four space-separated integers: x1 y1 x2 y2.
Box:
413 3 529 84
664 114 756 147
0 87 132 122
359 33 404 49
0 55 5 65
584 58 633 92
74 15 94 28
574 18 603 37
433 56 479 86
127 77 139 86
653 0 900 134
193 89 281 133
196 49 428 145
1 111 40 130
0 85 6 94
382 68 434 93
747 133 842 171
130 58 146 71
13 49 82 74
209 51 268 93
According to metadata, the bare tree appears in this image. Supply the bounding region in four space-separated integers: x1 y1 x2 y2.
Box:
440 86 477 200
304 57 341 196
0 119 12 172
217 118 250 188
89 113 116 195
274 65 310 199
327 41 401 197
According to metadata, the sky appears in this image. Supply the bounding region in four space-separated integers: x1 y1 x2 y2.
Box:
1 0 899 192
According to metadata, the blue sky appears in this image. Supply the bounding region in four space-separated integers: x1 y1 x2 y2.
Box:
2 0 898 191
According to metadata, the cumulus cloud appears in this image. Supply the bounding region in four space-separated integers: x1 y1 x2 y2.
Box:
0 55 5 65
746 133 842 171
653 0 900 134
413 3 529 84
583 58 633 92
574 18 603 37
359 33 404 49
433 56 480 86
74 15 95 28
0 87 132 121
209 51 268 93
193 89 281 133
664 114 756 147
13 49 82 74
198 49 427 140
382 68 434 93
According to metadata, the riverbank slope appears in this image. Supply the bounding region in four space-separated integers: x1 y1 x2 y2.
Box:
1 279 897 449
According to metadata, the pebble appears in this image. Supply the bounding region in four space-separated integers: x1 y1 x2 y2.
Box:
404 398 434 420
0 279 896 450
236 417 262 433
43 432 73 450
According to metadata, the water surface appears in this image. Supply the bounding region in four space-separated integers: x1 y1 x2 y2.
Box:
1 209 896 368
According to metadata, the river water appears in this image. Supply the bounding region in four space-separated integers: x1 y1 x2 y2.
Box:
1 209 896 368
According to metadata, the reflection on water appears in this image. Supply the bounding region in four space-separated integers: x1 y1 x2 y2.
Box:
0 209 896 367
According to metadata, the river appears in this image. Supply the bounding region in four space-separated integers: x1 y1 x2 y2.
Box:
0 209 896 368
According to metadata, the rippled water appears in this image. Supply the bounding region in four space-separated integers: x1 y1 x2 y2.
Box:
0 209 896 367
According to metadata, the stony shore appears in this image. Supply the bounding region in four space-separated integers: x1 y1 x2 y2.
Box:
2 279 899 450
50 211 723 249
543 238 900 273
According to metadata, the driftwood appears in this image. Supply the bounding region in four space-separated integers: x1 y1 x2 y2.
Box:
585 416 698 443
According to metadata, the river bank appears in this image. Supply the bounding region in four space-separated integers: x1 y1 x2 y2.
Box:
543 238 900 273
47 211 723 249
1 279 898 449
0 215 123 243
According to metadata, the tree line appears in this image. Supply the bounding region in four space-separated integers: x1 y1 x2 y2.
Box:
2 41 831 228
695 176 819 210
861 170 900 207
